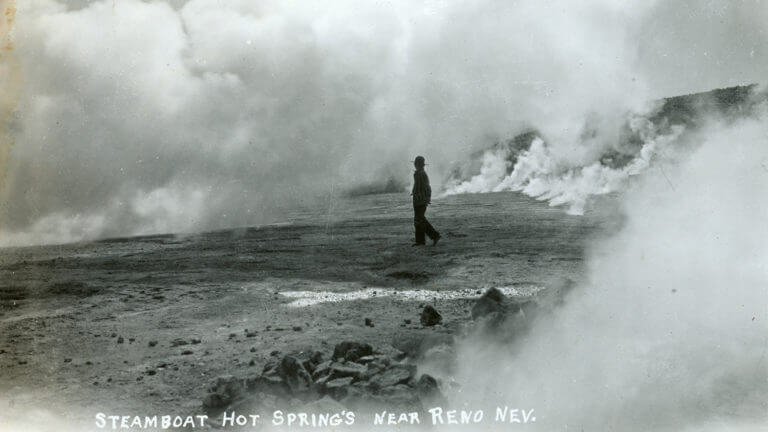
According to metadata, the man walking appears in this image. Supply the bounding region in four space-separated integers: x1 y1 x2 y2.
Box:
411 155 441 246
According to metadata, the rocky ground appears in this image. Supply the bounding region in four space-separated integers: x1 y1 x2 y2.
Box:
0 191 617 429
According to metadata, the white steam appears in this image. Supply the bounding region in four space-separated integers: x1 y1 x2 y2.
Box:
3 0 767 246
450 113 768 430
443 115 687 214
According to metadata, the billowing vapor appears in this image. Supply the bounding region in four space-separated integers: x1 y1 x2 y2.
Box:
2 0 766 246
449 112 768 430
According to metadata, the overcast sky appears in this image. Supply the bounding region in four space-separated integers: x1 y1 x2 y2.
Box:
1 0 766 246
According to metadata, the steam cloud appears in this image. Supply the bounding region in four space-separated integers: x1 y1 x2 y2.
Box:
450 112 768 430
2 0 767 246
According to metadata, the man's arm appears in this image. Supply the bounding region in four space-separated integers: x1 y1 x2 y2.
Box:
424 173 432 204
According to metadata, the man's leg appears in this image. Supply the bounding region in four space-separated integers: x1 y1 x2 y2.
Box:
413 205 427 245
422 206 440 242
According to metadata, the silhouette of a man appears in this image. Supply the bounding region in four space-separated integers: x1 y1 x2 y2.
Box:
411 155 440 246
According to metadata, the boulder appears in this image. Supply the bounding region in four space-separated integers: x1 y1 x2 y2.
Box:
312 360 332 380
332 341 373 362
323 376 354 399
415 374 439 397
202 375 245 413
277 355 313 394
369 364 416 389
330 361 367 380
471 287 506 319
420 306 442 326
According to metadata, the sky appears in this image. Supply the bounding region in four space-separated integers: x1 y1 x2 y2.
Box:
0 0 766 246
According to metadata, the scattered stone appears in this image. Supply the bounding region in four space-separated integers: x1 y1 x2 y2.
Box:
191 338 202 344
292 326 302 332
245 332 258 338
116 336 124 344
420 306 442 326
128 338 135 343
63 358 72 363
171 338 188 347
181 350 193 355
203 375 245 413
270 350 280 357
415 374 440 397
471 287 506 319
404 319 411 324
330 362 366 379
323 377 354 398
273 356 313 394
148 341 158 347
364 318 374 327
200 342 437 414
111 333 117 338
250 347 256 353
85 361 93 365
312 360 332 379
332 341 373 362
145 370 156 376
369 365 416 389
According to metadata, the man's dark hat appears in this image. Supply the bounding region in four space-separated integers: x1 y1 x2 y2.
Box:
414 155 426 166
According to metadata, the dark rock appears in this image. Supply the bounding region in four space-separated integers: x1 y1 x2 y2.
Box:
369 365 416 389
148 341 158 347
63 358 72 363
292 326 302 332
116 336 124 344
111 333 117 338
181 350 193 355
171 338 188 347
323 377 354 399
145 370 156 376
278 356 313 394
330 362 366 380
325 376 354 388
404 319 411 324
191 338 202 344
361 362 384 380
471 287 506 319
332 341 373 362
203 375 245 412
245 332 258 338
250 347 256 353
420 306 442 326
415 374 440 397
270 350 280 356
364 318 374 327
312 360 332 380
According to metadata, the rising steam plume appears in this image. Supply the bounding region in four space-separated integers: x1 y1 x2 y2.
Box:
1 0 767 246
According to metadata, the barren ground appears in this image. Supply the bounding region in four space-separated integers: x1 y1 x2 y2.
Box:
0 191 617 428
